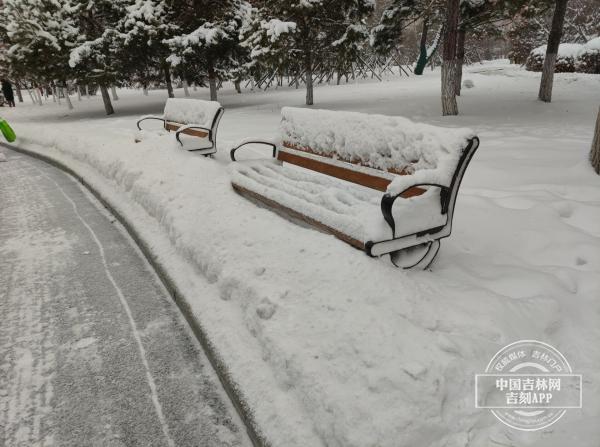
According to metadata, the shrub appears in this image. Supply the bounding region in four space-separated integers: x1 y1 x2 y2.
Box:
526 43 583 72
576 38 600 74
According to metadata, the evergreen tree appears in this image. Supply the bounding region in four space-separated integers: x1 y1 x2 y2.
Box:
455 0 549 94
165 0 251 101
0 0 81 107
118 0 180 98
371 0 445 75
243 0 374 105
507 0 598 64
68 0 131 114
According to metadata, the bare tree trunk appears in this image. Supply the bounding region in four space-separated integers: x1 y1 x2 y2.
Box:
163 63 174 98
26 86 35 104
35 87 43 106
183 79 190 97
234 79 241 94
414 18 429 75
62 84 74 110
99 84 114 115
455 28 466 96
441 0 460 115
76 85 82 101
208 63 218 101
15 81 23 103
538 0 569 102
51 85 57 103
85 85 90 99
590 106 600 174
305 50 314 106
110 85 119 100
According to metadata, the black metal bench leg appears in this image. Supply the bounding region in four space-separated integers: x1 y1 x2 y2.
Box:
389 239 441 269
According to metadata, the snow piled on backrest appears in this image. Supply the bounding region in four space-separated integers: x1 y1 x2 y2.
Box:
279 107 475 192
163 98 222 126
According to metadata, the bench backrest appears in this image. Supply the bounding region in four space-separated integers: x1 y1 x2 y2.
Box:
163 98 222 127
277 107 476 198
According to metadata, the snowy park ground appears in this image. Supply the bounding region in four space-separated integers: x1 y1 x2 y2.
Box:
2 60 600 446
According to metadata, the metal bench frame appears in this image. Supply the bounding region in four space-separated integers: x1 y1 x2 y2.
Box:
137 106 224 156
230 135 479 269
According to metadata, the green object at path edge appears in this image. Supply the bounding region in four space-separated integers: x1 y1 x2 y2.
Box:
0 119 16 142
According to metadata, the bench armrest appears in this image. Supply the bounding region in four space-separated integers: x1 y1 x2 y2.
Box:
230 138 278 161
137 115 165 130
381 183 450 238
174 124 211 145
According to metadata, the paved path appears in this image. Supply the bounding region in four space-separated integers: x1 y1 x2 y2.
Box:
0 149 251 447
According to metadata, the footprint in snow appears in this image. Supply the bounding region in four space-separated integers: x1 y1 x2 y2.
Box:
256 298 277 320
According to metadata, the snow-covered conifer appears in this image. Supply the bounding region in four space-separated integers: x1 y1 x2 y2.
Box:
164 0 251 101
68 0 130 114
243 0 374 105
0 0 81 108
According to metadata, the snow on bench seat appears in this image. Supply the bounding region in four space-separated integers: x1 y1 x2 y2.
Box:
229 107 479 268
136 98 224 154
230 159 448 246
163 98 222 128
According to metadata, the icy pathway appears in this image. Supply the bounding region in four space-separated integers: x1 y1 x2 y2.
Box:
0 150 251 447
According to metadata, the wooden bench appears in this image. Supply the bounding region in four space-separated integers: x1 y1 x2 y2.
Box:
229 107 479 268
136 98 224 155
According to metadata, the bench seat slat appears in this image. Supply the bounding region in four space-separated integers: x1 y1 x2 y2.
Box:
278 149 390 192
282 142 413 176
165 122 209 138
278 146 426 197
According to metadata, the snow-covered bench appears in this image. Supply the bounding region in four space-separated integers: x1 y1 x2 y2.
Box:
136 98 224 155
229 107 479 268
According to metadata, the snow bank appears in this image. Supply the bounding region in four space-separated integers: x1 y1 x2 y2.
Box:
4 61 600 447
582 37 600 52
528 40 600 74
162 98 222 126
281 106 473 171
577 38 600 74
531 43 584 59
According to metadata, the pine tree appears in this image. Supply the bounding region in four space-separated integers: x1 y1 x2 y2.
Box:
243 0 374 105
118 0 180 98
454 0 550 95
371 0 445 75
507 0 598 65
165 0 251 102
0 0 81 108
68 0 130 114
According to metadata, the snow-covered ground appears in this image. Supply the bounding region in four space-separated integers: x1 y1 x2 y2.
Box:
2 60 599 447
